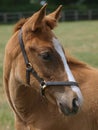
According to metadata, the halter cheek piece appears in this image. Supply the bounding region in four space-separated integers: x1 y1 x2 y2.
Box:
18 29 79 96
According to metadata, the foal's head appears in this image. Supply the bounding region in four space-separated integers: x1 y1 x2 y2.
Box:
14 4 83 116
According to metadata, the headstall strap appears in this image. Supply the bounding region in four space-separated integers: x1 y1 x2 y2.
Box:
18 29 44 85
18 29 79 96
18 29 29 66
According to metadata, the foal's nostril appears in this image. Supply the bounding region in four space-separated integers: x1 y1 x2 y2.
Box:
58 98 79 116
72 98 79 113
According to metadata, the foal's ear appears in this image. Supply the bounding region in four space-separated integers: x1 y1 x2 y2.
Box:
45 5 62 29
25 4 47 31
32 4 47 31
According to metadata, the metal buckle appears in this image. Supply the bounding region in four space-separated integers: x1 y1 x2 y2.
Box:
26 63 32 72
26 62 32 68
40 80 47 96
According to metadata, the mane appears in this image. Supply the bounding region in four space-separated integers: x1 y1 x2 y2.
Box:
65 52 91 69
13 18 28 33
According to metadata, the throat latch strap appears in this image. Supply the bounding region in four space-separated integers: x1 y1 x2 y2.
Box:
26 63 44 85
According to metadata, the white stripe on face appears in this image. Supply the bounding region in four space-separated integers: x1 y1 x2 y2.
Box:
52 37 83 105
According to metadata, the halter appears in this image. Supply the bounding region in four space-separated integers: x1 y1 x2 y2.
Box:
18 29 79 96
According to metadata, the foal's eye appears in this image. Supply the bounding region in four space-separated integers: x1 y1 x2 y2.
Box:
40 52 52 61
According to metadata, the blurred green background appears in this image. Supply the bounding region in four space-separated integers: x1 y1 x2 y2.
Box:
0 0 98 129
0 0 98 12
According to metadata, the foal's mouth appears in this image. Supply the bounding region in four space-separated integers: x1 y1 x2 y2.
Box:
58 99 79 116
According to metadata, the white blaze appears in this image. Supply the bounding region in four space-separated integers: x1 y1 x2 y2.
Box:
53 37 83 105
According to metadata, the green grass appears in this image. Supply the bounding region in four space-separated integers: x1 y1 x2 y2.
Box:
0 21 98 130
55 21 98 67
0 24 14 130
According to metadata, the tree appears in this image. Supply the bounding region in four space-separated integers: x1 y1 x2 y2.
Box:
47 0 79 5
84 0 98 4
0 0 30 6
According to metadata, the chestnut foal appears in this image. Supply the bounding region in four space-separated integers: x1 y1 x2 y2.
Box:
4 4 98 130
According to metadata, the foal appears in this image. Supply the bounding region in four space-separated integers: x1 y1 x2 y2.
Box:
3 4 98 130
